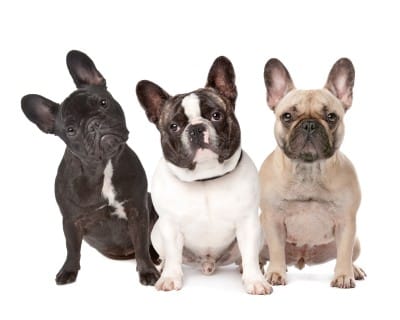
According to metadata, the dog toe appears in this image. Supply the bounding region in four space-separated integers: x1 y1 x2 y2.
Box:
331 275 355 289
353 265 367 280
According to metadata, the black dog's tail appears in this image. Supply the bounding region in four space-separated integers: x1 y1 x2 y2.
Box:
147 193 160 265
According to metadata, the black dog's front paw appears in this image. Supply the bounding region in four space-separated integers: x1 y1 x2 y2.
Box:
55 269 79 285
139 267 160 286
150 245 162 265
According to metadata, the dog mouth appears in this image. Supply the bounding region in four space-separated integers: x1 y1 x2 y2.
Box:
297 140 320 162
192 146 219 163
284 137 334 162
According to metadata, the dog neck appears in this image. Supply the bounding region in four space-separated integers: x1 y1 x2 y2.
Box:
165 147 242 182
63 144 126 178
275 147 340 183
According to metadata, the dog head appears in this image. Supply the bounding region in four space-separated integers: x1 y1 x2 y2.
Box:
21 50 129 162
264 58 355 163
136 56 241 181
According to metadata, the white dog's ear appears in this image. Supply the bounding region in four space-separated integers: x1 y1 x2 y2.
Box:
206 56 237 106
136 80 170 125
324 58 355 111
264 59 295 111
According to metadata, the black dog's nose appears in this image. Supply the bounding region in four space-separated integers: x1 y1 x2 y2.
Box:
189 124 206 138
301 120 317 134
88 119 101 132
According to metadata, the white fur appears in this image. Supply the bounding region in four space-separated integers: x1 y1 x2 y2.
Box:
182 93 201 121
151 150 272 293
166 147 241 182
102 160 127 220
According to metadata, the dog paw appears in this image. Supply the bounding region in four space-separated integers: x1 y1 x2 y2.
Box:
55 269 78 285
139 267 160 286
265 271 287 286
155 276 183 291
150 246 162 265
353 265 367 280
331 274 355 289
243 278 273 295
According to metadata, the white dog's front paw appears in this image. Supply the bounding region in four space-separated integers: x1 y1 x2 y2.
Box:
155 276 183 291
243 278 273 295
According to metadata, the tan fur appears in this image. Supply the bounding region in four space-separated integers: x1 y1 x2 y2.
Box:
260 59 366 289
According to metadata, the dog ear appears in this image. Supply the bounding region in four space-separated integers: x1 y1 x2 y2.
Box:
66 50 106 88
206 56 237 106
21 94 59 134
136 80 170 125
264 58 295 111
324 58 355 110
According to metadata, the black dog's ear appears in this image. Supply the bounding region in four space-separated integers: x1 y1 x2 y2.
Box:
21 94 59 134
206 56 237 106
66 50 106 88
264 58 295 111
136 80 170 125
324 58 355 111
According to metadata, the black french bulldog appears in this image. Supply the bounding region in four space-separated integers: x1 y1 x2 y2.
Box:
21 50 160 286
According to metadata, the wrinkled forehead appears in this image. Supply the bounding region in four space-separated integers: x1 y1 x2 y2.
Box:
60 87 108 118
160 89 227 123
276 89 344 116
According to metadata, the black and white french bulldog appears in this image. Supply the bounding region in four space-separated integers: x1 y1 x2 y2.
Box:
21 50 160 285
136 57 272 294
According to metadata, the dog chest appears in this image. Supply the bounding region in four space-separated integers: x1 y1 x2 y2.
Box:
152 153 259 255
281 200 336 246
101 160 127 220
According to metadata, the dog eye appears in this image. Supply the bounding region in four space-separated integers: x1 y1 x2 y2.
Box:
169 123 180 132
211 111 222 121
66 126 76 136
327 113 337 122
281 112 292 122
99 99 107 108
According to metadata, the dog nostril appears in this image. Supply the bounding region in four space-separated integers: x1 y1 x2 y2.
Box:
302 120 316 133
189 125 205 137
89 120 101 132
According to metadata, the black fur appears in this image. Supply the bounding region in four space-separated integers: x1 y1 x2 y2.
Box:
21 50 160 286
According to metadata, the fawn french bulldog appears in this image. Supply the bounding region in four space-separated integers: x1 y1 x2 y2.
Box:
259 58 366 288
136 56 272 294
21 50 159 285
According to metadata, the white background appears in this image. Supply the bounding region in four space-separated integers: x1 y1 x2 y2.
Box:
1 0 398 319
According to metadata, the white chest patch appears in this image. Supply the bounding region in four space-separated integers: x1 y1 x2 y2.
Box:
152 151 260 258
101 160 127 220
182 93 201 122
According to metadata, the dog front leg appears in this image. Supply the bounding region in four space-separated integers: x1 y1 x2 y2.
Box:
126 203 160 286
261 211 287 285
55 218 83 285
331 217 356 288
152 219 184 291
236 215 273 295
